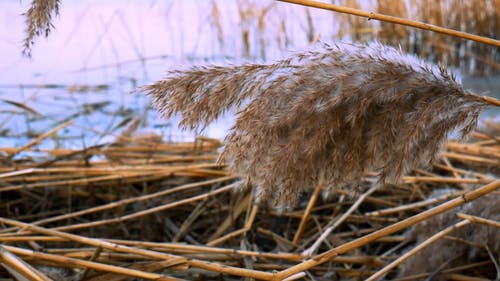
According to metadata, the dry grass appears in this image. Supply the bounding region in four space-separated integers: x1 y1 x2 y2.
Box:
0 122 498 280
145 41 489 207
22 0 60 57
398 193 500 280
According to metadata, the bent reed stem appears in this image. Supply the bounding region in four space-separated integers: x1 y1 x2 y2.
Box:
277 0 500 48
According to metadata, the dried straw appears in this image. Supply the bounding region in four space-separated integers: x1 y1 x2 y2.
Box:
144 41 493 207
0 124 498 280
22 0 61 57
397 193 500 280
277 0 500 48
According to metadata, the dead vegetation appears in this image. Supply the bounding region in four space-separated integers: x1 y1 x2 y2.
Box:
0 122 498 280
6 0 500 280
398 193 500 280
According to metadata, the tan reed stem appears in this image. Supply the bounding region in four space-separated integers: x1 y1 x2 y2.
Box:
276 0 500 48
0 176 235 235
302 184 379 256
455 213 500 229
51 182 235 232
0 217 185 261
2 245 178 281
0 217 276 280
282 272 306 281
207 202 259 246
275 179 500 280
365 191 464 217
208 193 251 241
0 236 385 266
6 120 73 159
365 219 471 281
293 184 323 245
0 245 52 281
79 246 103 280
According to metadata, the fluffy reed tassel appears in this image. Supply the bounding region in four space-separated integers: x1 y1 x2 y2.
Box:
23 0 60 57
145 42 488 207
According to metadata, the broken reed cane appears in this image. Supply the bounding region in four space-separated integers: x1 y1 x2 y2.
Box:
145 41 499 207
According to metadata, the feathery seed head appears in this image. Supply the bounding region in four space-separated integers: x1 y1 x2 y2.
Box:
144 42 487 207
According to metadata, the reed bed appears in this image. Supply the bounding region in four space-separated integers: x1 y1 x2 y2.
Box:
8 1 500 280
0 121 498 280
21 0 500 75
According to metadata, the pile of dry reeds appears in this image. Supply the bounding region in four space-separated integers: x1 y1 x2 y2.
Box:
0 122 498 280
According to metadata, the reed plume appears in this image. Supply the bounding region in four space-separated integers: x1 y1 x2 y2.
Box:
23 0 60 57
145 42 490 207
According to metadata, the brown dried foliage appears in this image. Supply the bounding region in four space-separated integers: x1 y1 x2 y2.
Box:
399 193 500 280
144 42 487 207
23 0 60 57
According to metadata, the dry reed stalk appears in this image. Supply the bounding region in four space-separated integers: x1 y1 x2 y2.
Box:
206 202 258 246
3 245 179 281
365 190 464 217
274 179 500 280
208 192 252 241
0 245 51 281
6 120 73 159
277 0 500 47
292 184 322 245
0 163 220 193
456 213 500 229
367 219 473 281
2 183 236 235
145 41 494 206
336 0 371 41
397 193 500 280
0 218 277 280
0 237 384 266
0 176 235 235
302 184 379 256
23 0 61 57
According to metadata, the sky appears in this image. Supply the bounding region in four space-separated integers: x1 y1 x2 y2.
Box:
1 1 226 85
0 0 326 85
